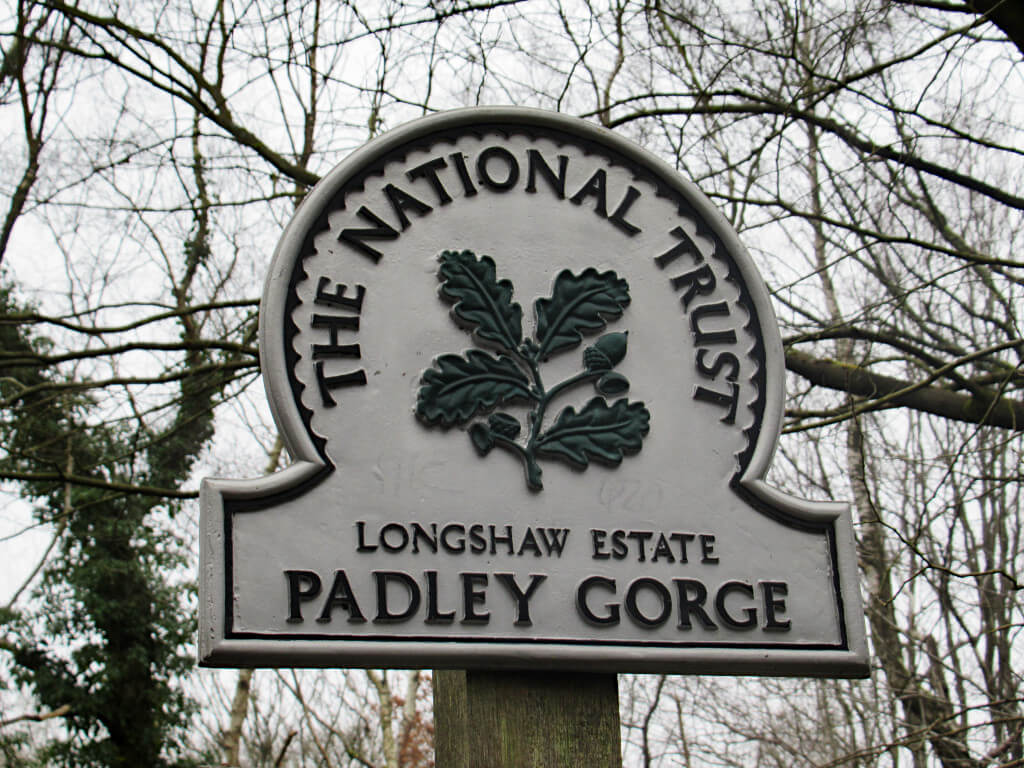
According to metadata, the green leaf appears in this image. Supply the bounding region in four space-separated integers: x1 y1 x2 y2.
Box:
416 350 534 427
534 268 630 359
536 398 650 468
438 250 523 352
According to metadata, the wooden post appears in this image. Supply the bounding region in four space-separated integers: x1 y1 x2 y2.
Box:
433 670 620 767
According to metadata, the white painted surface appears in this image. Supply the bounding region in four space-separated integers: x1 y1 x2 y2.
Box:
200 107 867 675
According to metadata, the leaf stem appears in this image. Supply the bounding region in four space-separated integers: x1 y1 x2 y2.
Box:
491 433 543 491
521 368 604 481
522 358 547 469
526 356 544 394
531 370 603 442
544 369 602 405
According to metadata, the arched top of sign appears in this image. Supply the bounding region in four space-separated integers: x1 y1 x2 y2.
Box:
258 107 831 523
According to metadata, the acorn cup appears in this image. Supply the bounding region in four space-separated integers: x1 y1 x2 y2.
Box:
583 331 628 371
596 371 630 395
488 412 522 439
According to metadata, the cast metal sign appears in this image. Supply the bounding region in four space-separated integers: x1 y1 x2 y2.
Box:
199 107 868 675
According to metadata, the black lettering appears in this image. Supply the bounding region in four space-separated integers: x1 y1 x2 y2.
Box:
654 225 702 269
489 524 515 555
317 570 366 623
311 313 361 361
311 312 359 334
441 523 466 553
469 524 487 553
671 264 716 311
525 149 568 198
314 363 367 407
449 152 478 197
670 532 694 563
476 146 520 191
608 186 642 235
411 522 438 554
570 168 608 217
380 522 409 553
627 530 653 562
538 527 569 556
591 529 610 560
716 581 757 630
696 349 740 382
461 572 490 624
761 581 791 631
517 527 541 556
338 205 399 262
577 576 620 626
651 533 675 563
694 383 740 424
285 570 322 623
495 573 547 626
383 183 432 229
374 571 421 623
425 570 455 624
690 301 737 346
611 529 628 559
314 278 365 312
674 579 717 630
625 578 671 628
356 521 377 552
700 534 719 564
407 157 453 205
312 342 359 360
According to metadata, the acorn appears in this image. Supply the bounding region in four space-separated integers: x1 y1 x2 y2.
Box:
469 423 494 455
583 331 628 371
488 412 521 439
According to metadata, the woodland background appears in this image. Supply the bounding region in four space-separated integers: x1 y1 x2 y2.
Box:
0 0 1022 765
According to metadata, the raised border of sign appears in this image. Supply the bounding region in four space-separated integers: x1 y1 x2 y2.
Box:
200 106 868 676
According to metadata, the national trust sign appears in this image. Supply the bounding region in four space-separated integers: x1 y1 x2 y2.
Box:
199 107 868 676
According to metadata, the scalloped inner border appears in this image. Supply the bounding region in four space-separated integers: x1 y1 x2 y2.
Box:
281 122 767 482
